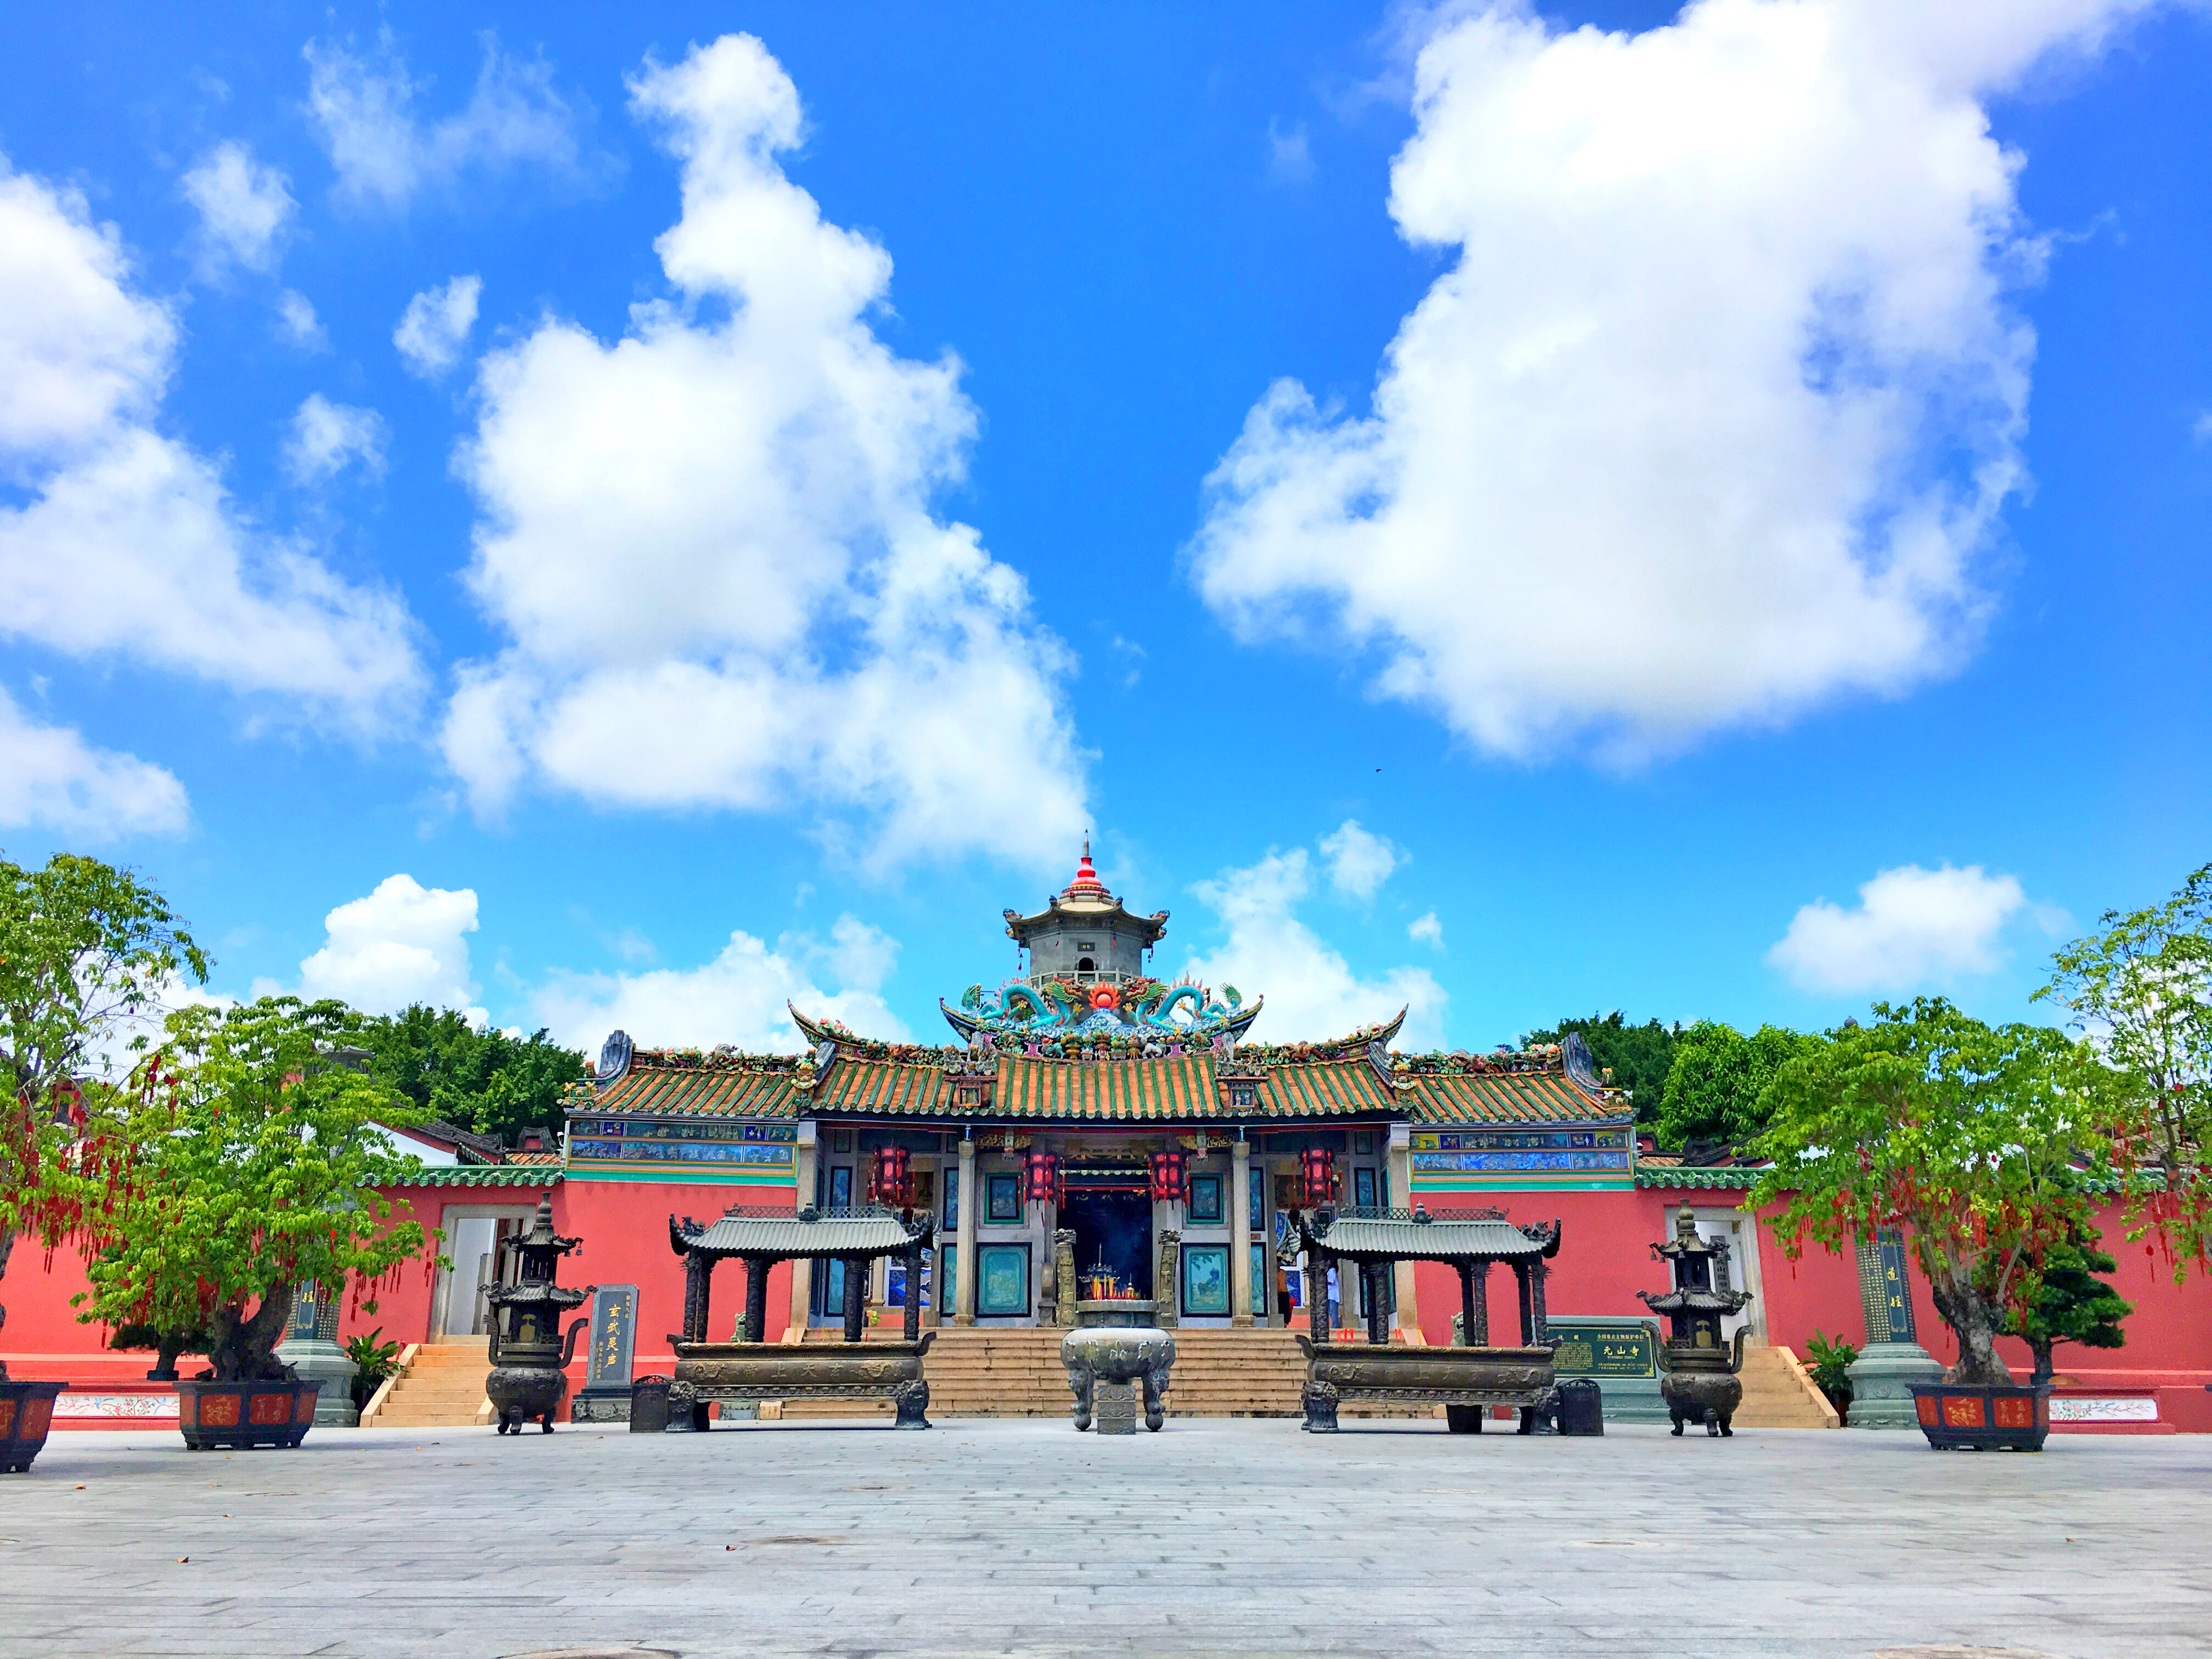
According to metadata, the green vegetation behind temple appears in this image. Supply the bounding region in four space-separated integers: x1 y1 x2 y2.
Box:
1526 1012 1815 1153
352 1004 589 1147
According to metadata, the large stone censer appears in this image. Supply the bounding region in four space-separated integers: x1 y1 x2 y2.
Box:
485 1194 592 1435
1639 1203 1752 1437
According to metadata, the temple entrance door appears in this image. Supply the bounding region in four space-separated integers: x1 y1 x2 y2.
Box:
429 1207 533 1340
1694 1208 1766 1343
1059 1187 1152 1304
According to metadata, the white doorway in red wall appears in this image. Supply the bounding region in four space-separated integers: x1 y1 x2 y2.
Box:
428 1206 537 1340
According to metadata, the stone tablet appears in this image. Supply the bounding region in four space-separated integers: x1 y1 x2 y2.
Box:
571 1285 640 1424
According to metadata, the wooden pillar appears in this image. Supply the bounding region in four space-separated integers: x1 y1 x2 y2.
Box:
1365 1263 1389 1345
1457 1263 1477 1348
902 1244 923 1341
1229 1139 1254 1328
1528 1257 1550 1346
1515 1261 1534 1347
842 1255 866 1342
953 1136 978 1325
743 1255 770 1344
1308 1249 1332 1345
682 1250 710 1343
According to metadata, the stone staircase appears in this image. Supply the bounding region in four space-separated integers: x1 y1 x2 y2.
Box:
778 1327 1435 1421
1730 1343 1841 1429
362 1338 494 1429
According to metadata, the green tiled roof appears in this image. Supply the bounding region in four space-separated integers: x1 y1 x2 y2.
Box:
995 1054 1218 1120
396 1166 566 1188
1255 1059 1398 1118
1408 1070 1626 1126
597 1062 799 1118
1636 1165 1759 1189
818 1058 949 1114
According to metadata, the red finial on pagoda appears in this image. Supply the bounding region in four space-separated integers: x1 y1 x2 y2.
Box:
1064 834 1107 897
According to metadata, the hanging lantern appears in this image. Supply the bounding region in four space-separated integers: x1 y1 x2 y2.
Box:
870 1145 913 1209
1148 1148 1191 1205
1297 1147 1338 1209
1023 1150 1063 1206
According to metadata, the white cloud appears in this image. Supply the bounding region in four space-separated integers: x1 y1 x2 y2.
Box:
1767 862 2042 995
181 141 295 273
0 159 424 733
1183 843 1446 1046
1192 0 2155 763
394 274 480 378
304 32 594 210
2193 410 2212 445
1267 118 1313 184
1408 911 1444 949
441 35 1086 871
282 393 387 485
0 686 189 838
1319 818 1403 900
275 289 327 351
298 873 484 1022
532 914 906 1053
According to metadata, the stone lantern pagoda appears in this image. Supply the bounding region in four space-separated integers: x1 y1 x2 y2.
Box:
485 1193 592 1435
1639 1203 1753 1437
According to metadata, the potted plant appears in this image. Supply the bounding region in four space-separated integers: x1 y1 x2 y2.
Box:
345 1329 404 1416
1802 1330 1859 1425
30 996 440 1451
1753 998 2119 1452
1 854 207 1474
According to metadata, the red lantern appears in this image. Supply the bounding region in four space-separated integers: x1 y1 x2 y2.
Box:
1023 1150 1063 1206
870 1146 913 1209
1148 1148 1191 1205
1297 1147 1338 1209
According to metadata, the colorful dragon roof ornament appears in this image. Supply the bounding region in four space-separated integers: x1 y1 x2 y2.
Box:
940 974 1263 1050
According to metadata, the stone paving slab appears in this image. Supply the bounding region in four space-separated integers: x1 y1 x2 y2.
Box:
0 1421 2203 1659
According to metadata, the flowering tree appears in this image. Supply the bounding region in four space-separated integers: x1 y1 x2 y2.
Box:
1750 999 2115 1387
0 854 206 1380
25 996 439 1382
2035 864 2211 1274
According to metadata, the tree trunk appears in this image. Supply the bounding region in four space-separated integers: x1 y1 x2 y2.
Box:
2028 1338 2055 1388
204 1286 298 1382
1926 1253 2014 1386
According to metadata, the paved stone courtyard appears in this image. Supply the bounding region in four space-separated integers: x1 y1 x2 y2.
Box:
1 1420 2204 1659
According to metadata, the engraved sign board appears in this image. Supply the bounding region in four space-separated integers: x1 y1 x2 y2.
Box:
1549 1322 1658 1379
586 1285 639 1388
1856 1228 1917 1344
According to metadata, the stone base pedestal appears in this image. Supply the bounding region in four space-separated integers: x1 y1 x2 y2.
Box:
1094 1380 1138 1435
571 1384 633 1424
1847 1341 1945 1429
275 1339 359 1427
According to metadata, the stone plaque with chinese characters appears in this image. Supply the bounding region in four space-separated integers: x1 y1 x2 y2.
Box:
585 1285 639 1389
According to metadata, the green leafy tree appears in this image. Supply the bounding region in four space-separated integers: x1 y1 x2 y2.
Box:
1525 1013 1680 1125
2007 1225 2130 1387
352 1004 587 1146
28 996 439 1381
1751 998 2115 1387
0 853 206 1380
2035 864 2212 1272
1656 1020 1818 1153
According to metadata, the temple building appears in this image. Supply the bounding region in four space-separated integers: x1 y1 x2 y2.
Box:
569 848 1637 1335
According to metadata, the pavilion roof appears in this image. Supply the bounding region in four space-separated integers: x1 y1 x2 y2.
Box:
672 1206 934 1259
1297 1210 1559 1262
1404 1069 1628 1126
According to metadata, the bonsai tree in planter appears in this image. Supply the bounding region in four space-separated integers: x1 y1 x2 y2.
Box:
0 854 206 1382
2008 1223 2130 1387
1751 998 2114 1387
33 996 439 1386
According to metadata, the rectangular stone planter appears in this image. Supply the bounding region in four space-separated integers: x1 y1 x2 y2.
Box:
0 1380 67 1473
1909 1382 2050 1452
174 1379 319 1451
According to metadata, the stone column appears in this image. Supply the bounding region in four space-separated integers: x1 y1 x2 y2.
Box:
1457 1265 1477 1348
1308 1249 1332 1345
1364 1263 1389 1345
743 1256 770 1344
1846 1226 1944 1429
1528 1257 1550 1346
274 1280 359 1427
953 1136 978 1325
1229 1139 1254 1328
1468 1260 1489 1344
903 1245 923 1340
1155 1229 1181 1328
789 1120 819 1334
682 1251 710 1342
1388 1124 1419 1333
1053 1229 1078 1328
1514 1261 1534 1346
842 1255 866 1342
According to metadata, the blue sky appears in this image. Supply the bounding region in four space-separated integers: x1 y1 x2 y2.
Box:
1 1 2206 1058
